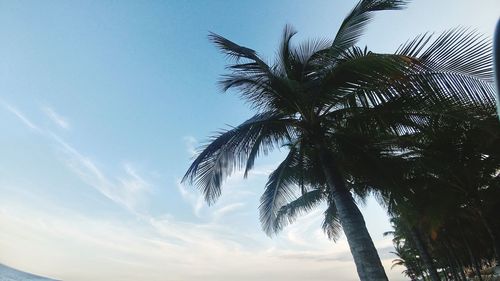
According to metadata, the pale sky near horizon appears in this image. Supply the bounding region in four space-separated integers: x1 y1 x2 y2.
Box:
0 1 499 280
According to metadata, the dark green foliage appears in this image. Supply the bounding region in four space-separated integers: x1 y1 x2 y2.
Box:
382 108 500 279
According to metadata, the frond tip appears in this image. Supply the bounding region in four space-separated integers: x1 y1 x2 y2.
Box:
331 0 409 52
208 32 265 64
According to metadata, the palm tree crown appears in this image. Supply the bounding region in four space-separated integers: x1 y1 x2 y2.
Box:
183 1 495 280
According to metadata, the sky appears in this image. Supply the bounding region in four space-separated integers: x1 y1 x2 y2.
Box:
0 1 499 280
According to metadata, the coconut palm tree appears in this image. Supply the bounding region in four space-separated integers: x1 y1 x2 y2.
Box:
182 1 495 280
391 242 423 281
379 106 499 281
397 107 500 262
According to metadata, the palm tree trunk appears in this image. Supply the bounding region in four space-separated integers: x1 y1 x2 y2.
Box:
407 224 441 281
317 144 388 281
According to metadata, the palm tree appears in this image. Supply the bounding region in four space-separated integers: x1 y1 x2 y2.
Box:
384 219 425 281
391 242 423 281
379 106 499 281
183 1 495 280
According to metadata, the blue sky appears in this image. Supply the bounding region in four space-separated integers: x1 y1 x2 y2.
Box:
0 1 499 280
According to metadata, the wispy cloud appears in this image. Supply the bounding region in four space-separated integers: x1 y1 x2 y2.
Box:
213 202 246 220
176 169 259 220
2 101 150 214
51 133 150 212
0 201 401 281
183 136 198 157
177 181 205 217
42 106 70 129
2 102 40 131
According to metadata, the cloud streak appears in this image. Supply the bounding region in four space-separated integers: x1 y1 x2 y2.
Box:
183 136 198 157
2 101 151 214
51 133 150 213
42 106 70 129
2 102 40 131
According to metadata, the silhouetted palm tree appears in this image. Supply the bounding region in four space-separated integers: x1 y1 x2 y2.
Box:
380 106 499 281
183 1 495 280
391 242 423 281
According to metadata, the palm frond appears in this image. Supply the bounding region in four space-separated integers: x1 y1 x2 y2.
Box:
260 147 302 235
320 52 414 103
278 24 299 79
320 50 496 120
209 32 267 66
322 201 342 241
331 0 408 55
220 72 307 112
383 230 395 237
397 28 494 82
183 112 295 204
275 25 333 82
210 32 302 111
295 38 332 67
272 189 326 234
402 71 496 108
391 258 406 269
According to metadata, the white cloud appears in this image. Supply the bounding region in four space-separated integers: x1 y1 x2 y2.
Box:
213 202 246 220
121 163 151 194
2 101 151 214
50 133 150 212
176 181 205 217
183 136 198 157
0 201 403 281
42 106 70 129
176 168 260 220
2 102 40 131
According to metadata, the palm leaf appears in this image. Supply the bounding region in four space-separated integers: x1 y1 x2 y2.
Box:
210 32 300 111
320 50 495 120
260 147 302 235
209 32 268 67
322 200 342 241
183 112 295 204
271 189 326 234
277 24 299 79
275 24 332 81
331 0 408 55
397 28 493 82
